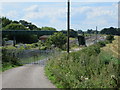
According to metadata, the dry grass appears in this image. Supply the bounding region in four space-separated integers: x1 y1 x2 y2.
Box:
102 36 120 58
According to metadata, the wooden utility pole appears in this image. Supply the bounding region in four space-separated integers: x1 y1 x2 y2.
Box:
67 0 70 53
96 26 97 43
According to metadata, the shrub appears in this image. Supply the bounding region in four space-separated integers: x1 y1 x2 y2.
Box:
45 44 119 88
46 32 67 49
96 40 109 47
39 46 47 50
2 47 22 70
106 35 114 43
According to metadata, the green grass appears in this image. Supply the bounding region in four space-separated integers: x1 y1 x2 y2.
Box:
45 44 119 88
1 63 22 72
69 38 76 41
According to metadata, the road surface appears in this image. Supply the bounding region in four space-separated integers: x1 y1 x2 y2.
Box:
1 59 55 88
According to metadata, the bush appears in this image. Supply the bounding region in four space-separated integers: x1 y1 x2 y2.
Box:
2 47 22 71
96 40 109 47
106 35 114 43
45 44 119 88
39 46 47 50
46 32 67 49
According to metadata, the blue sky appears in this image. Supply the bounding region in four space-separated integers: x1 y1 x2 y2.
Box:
0 2 118 31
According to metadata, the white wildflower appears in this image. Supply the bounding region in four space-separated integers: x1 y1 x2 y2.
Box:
111 75 115 79
85 78 89 80
81 76 83 78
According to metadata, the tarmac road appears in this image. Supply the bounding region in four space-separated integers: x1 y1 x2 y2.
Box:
1 60 55 88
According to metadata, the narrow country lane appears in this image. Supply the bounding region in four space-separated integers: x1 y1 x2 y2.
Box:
1 60 55 88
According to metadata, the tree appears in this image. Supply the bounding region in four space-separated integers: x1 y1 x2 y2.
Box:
47 32 67 49
1 17 12 28
12 21 19 24
19 20 29 27
19 20 39 30
28 24 38 30
3 23 29 30
100 27 118 35
41 27 57 31
78 30 83 34
106 35 114 43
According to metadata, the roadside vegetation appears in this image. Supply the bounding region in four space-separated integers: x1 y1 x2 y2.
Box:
1 47 22 72
45 35 119 88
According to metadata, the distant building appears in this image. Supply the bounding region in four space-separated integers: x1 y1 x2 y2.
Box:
39 35 50 42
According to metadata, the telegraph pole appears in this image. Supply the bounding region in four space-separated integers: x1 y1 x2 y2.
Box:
96 26 97 43
67 0 70 53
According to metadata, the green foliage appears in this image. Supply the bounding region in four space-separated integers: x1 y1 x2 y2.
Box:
6 34 38 44
86 29 99 34
41 27 56 31
24 44 33 49
2 47 22 69
46 32 67 49
100 27 119 35
1 17 12 28
1 46 29 71
3 23 29 30
45 44 119 88
1 17 57 31
106 35 114 43
2 63 19 72
39 46 47 50
19 20 40 30
96 40 109 47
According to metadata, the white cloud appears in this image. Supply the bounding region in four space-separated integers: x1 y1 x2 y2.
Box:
24 5 39 12
86 7 117 19
0 10 19 19
6 11 19 18
22 3 117 30
22 5 67 30
71 6 91 16
71 4 117 19
23 6 66 20
70 3 117 30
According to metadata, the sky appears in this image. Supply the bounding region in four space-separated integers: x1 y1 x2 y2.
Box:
0 1 118 31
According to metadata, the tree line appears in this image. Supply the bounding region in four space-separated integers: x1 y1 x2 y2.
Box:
78 27 120 36
0 17 57 31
